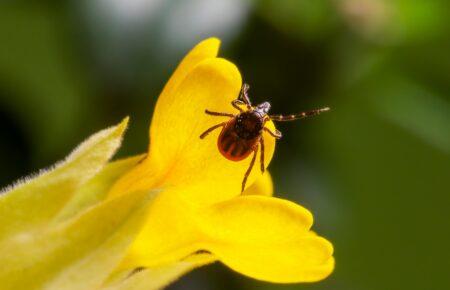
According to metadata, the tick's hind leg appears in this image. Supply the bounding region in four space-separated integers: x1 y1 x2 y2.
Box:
241 146 258 193
260 136 265 173
200 122 227 139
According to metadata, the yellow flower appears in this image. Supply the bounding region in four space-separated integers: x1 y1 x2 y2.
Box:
109 38 334 284
0 37 333 290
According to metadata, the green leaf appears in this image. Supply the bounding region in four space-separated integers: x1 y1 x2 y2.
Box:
102 254 215 290
55 155 145 222
0 118 129 240
0 189 155 290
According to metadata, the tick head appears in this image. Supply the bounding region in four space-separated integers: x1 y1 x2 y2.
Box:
256 101 271 114
235 111 265 139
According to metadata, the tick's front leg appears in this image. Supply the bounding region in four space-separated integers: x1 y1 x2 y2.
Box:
200 122 227 139
231 100 246 112
205 109 234 117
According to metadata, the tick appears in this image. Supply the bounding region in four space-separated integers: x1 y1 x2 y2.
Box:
200 83 329 192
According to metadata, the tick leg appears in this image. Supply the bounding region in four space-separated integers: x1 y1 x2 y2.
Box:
269 107 330 121
263 127 283 139
231 100 245 112
200 122 227 139
241 146 258 193
239 83 252 109
260 136 265 173
205 109 234 118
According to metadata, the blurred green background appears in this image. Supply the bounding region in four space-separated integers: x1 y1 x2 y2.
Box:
1 1 449 290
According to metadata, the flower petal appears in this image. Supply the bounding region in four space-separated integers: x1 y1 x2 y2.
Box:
152 37 221 133
212 238 334 283
242 171 273 196
119 192 332 283
107 38 221 200
120 189 201 269
198 195 334 283
109 58 277 205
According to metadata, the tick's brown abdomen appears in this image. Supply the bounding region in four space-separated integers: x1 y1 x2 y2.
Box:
218 119 259 161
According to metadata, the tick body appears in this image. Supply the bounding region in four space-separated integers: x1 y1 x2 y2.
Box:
218 111 264 161
200 83 329 192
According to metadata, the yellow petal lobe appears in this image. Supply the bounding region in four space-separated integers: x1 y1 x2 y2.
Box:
213 238 334 283
120 190 201 269
200 195 313 240
119 192 333 283
197 195 334 283
243 171 274 196
151 37 221 140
